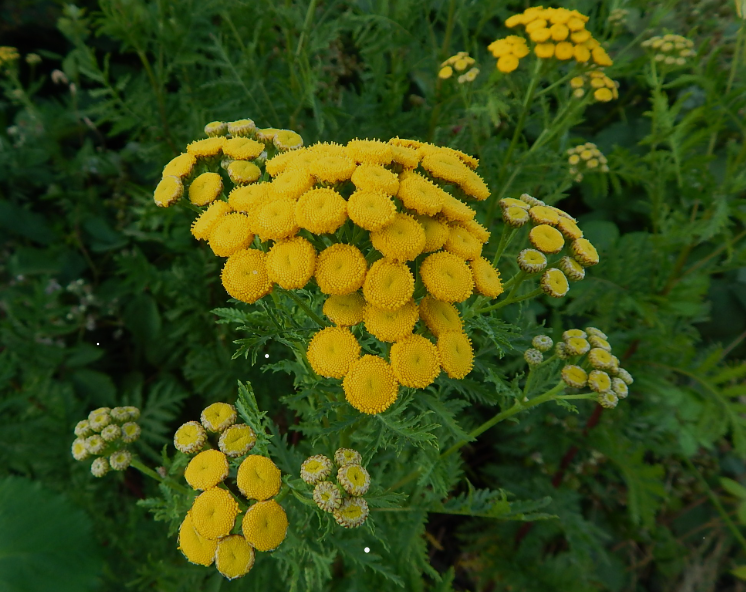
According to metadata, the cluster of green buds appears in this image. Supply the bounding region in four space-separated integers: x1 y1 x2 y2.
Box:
641 34 695 67
566 142 609 182
525 327 634 408
71 406 141 477
607 8 629 27
173 402 257 457
300 448 371 528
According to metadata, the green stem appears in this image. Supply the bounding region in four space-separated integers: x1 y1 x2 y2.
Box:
275 484 291 503
130 458 191 495
477 287 543 314
296 0 319 57
281 289 328 327
492 227 519 267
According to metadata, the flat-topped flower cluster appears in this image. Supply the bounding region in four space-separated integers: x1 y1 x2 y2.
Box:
71 406 141 476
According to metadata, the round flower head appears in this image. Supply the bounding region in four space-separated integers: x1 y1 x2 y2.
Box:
346 138 393 165
256 127 280 142
347 190 397 232
89 412 111 432
215 535 255 580
224 136 264 160
228 184 269 216
300 455 333 485
502 205 529 227
588 348 615 370
499 197 530 210
174 421 207 454
598 391 619 409
559 256 585 281
306 326 361 378
74 420 92 438
420 152 487 198
524 348 543 366
555 342 570 359
556 216 583 240
419 295 463 337
101 424 121 442
362 259 415 310
541 268 569 298
363 300 419 343
614 367 634 385
266 149 309 176
517 249 547 274
255 198 299 241
221 249 273 304
563 329 586 340
266 236 316 290
444 225 482 261
201 403 237 433
561 365 588 388
565 336 590 356
390 334 441 388
440 193 476 223
109 450 132 471
396 172 445 216
351 164 399 195
189 172 223 206
295 188 348 234
389 143 420 169
416 215 450 252
323 293 365 326
242 500 288 551
529 205 560 226
419 251 473 303
88 407 110 422
178 513 218 567
343 355 399 414
71 438 89 461
588 335 611 351
227 119 256 136
204 121 227 136
269 169 315 200
163 153 196 178
588 370 612 393
85 435 106 454
571 238 599 266
371 213 426 262
334 498 369 528
209 213 254 257
185 450 230 490
334 448 361 467
227 160 261 185
91 457 110 478
310 154 357 183
337 464 371 496
532 335 553 352
470 257 503 298
219 424 257 458
439 65 453 78
437 331 474 379
191 488 241 540
315 244 368 295
456 218 490 244
109 407 129 423
154 175 184 207
237 455 282 501
313 481 342 512
274 129 304 151
530 225 565 254
519 193 544 207
586 326 608 340
612 378 628 399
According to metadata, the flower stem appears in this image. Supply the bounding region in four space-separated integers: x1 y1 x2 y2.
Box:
130 458 191 495
281 288 328 327
477 286 542 314
492 227 519 267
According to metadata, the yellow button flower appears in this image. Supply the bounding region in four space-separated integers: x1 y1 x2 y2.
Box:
221 249 273 304
444 225 482 260
313 481 342 512
306 326 361 378
215 535 255 580
529 224 565 254
343 355 399 414
295 187 348 235
335 448 362 466
191 200 231 241
255 198 299 241
337 464 371 496
242 500 288 551
237 455 282 501
419 251 473 303
347 189 397 232
363 300 419 343
588 370 612 393
470 257 504 298
190 488 241 540
189 172 223 206
209 213 254 257
201 402 237 432
419 295 463 337
187 136 225 157
334 498 369 528
323 293 365 326
561 365 588 388
559 256 586 281
218 424 256 458
362 259 415 310
266 236 316 290
300 454 333 485
497 54 520 73
174 421 207 454
185 450 229 491
437 331 474 379
274 129 304 151
154 175 183 208
440 193 476 222
315 244 368 295
351 164 399 195
227 161 261 185
228 183 270 217
163 153 196 178
389 143 420 168
268 169 314 200
396 171 445 216
416 215 450 252
178 513 217 566
346 138 393 165
224 137 265 160
571 238 599 266
371 213 426 262
390 334 441 388
541 268 569 298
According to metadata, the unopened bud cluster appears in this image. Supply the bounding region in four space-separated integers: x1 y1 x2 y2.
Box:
566 142 609 182
71 406 141 476
569 70 619 102
438 52 479 84
607 9 629 27
641 34 695 67
173 402 257 457
300 448 371 528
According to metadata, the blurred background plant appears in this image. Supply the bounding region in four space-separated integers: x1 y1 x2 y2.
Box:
1 0 745 590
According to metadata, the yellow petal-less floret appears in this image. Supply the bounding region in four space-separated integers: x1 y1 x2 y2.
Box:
337 464 371 496
455 218 490 243
178 513 218 566
561 364 588 388
315 244 368 295
163 153 196 178
351 164 400 195
187 136 225 158
154 175 183 207
274 129 304 151
541 268 569 298
223 137 265 160
363 299 419 342
189 172 223 206
559 256 586 281
191 200 231 241
557 216 583 240
371 213 426 262
571 238 600 266
301 455 333 485
362 259 415 310
437 331 474 379
190 488 240 540
201 402 237 432
218 424 256 457
389 144 420 169
228 183 271 218
209 213 254 257
419 251 474 303
419 295 463 337
390 334 441 388
470 257 503 298
268 169 315 201
215 535 255 580
416 215 451 252
242 500 288 552
529 224 565 254
227 119 256 136
227 161 261 185
266 148 307 176
255 198 299 241
184 449 230 490
266 236 316 289
444 225 482 260
440 193 476 222
310 154 357 183
529 205 560 226
295 187 348 234
396 171 445 216
306 326 361 378
236 455 282 501
346 139 393 165
323 293 365 326
347 190 397 232
333 497 369 528
174 421 207 454
343 355 399 414
221 249 273 304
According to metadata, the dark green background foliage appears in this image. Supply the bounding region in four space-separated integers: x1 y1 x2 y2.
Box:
1 0 746 590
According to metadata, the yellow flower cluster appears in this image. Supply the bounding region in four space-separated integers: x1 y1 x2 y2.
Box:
553 327 634 408
501 193 599 298
566 142 609 181
490 6 612 72
607 9 629 27
174 402 287 580
438 51 479 84
641 34 695 67
0 46 19 68
301 448 371 528
569 70 619 102
71 406 141 477
154 120 500 416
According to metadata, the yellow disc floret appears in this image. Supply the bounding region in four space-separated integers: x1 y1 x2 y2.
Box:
541 268 569 298
218 424 257 458
363 299 419 342
444 225 482 260
419 295 463 337
190 488 240 540
178 513 218 566
397 171 445 216
174 421 207 454
224 137 265 160
346 138 393 165
201 402 237 432
242 500 288 552
470 257 504 298
266 236 316 289
306 326 361 378
236 455 282 501
221 249 273 304
390 334 441 388
437 331 474 379
191 200 231 241
343 355 399 414
215 535 255 580
184 449 230 490
295 187 348 234
255 198 299 241
347 190 397 232
154 175 183 208
351 164 399 195
571 238 599 266
227 161 261 185
315 244 368 295
323 293 365 326
268 169 315 201
416 215 450 252
362 259 415 310
187 137 225 158
370 213 426 262
419 251 474 303
209 213 254 257
163 153 196 178
529 224 565 254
